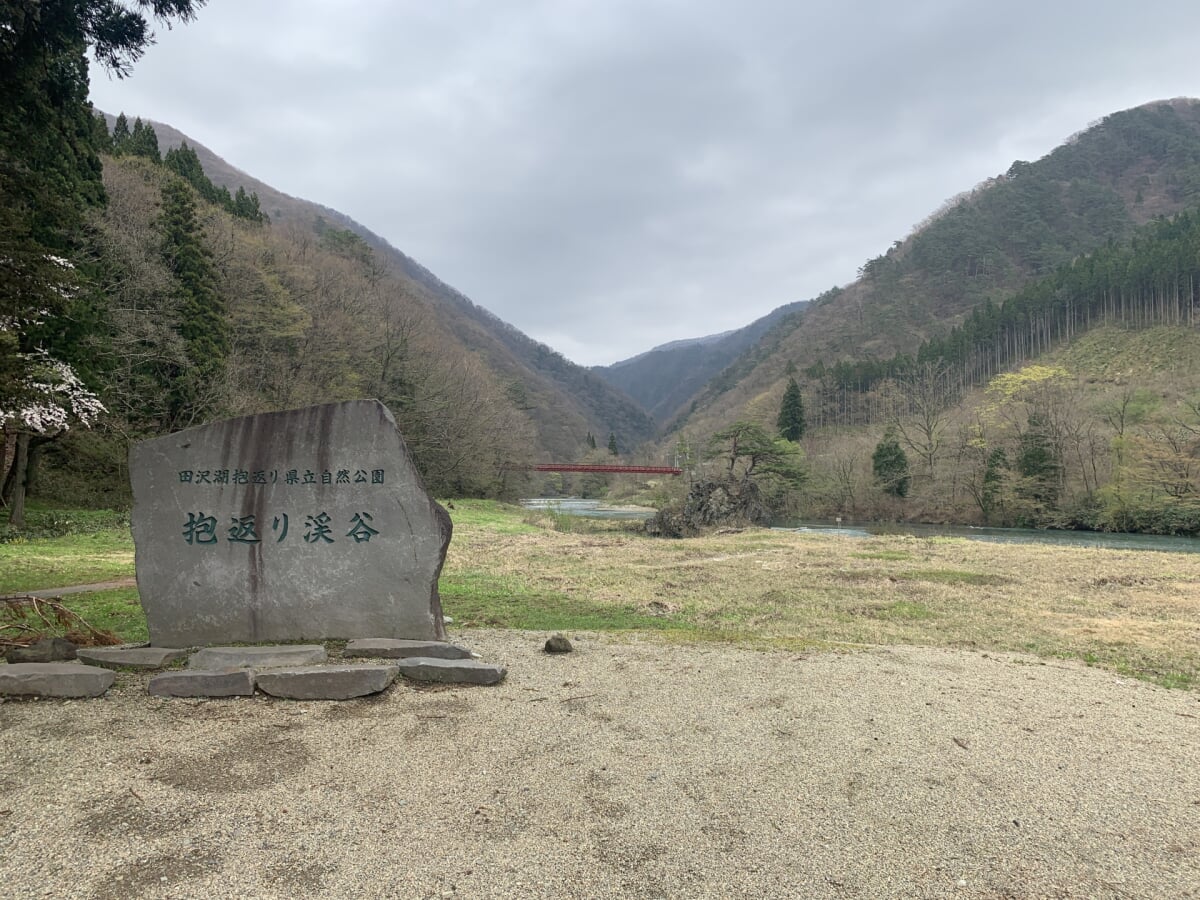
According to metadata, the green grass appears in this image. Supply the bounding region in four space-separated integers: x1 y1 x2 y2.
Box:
443 499 539 534
440 569 686 633
0 526 134 593
59 588 148 643
3 503 1199 693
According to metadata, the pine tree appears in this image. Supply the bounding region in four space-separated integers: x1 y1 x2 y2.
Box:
160 180 228 423
607 432 618 456
128 117 161 162
872 427 910 497
111 112 131 154
777 377 806 441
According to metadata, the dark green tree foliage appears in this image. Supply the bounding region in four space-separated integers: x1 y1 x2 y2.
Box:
607 432 618 455
127 116 160 161
161 140 265 223
1016 412 1061 507
160 179 226 422
707 421 806 490
777 376 806 441
873 427 910 498
0 0 205 414
586 432 596 450
111 111 131 150
981 447 1007 520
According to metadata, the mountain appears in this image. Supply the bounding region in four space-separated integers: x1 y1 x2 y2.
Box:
670 98 1200 439
592 300 807 424
117 116 655 464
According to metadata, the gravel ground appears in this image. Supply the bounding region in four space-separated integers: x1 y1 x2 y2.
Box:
1 631 1198 899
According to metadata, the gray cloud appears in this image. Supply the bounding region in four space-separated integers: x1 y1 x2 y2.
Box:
90 0 1200 365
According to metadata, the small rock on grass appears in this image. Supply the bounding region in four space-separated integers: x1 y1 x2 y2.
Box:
544 634 573 654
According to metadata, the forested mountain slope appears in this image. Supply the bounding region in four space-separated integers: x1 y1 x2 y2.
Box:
103 117 655 465
674 99 1200 440
591 300 807 425
20 115 657 507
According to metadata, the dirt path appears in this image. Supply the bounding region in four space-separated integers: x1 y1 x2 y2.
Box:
0 577 137 600
1 630 1198 899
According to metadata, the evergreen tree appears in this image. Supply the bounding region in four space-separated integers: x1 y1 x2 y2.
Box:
607 432 618 455
777 376 806 441
111 112 131 153
128 117 161 162
981 447 1008 520
160 179 227 423
872 427 910 497
586 432 596 450
0 0 205 520
1016 412 1060 506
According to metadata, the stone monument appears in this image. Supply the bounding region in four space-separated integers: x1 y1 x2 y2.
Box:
130 400 451 646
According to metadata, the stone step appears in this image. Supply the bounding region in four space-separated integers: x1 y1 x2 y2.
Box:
256 664 398 700
394 657 507 685
148 668 256 698
189 645 327 670
343 638 473 660
3 637 78 664
0 662 115 698
76 646 188 669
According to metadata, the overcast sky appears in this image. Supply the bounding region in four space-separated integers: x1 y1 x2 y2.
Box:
88 0 1200 366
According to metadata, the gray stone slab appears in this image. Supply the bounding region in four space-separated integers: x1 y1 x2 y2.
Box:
3 637 77 663
130 400 451 646
148 668 256 698
0 663 115 698
255 665 398 700
394 657 507 685
76 646 188 669
343 638 472 660
189 644 327 670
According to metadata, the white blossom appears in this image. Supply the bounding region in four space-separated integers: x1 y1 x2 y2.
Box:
1 350 105 434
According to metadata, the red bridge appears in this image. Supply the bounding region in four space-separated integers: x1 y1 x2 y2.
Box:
531 463 682 475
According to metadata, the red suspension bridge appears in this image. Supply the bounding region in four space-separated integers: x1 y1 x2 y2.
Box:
528 463 683 476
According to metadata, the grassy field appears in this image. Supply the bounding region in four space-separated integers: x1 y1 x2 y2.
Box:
4 500 1199 688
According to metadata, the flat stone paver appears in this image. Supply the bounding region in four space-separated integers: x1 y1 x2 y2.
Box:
189 645 327 670
343 638 473 660
0 662 115 698
148 668 256 698
394 657 507 685
255 665 398 700
76 647 188 669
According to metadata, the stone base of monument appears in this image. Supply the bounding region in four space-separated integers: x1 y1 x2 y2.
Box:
0 662 115 698
189 645 328 670
255 664 399 700
343 638 474 660
148 668 257 698
76 646 189 669
394 657 507 685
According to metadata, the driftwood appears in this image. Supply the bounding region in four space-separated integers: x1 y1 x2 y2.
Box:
0 594 121 648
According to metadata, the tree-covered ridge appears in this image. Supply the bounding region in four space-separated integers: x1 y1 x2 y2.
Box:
673 100 1200 442
801 204 1200 427
101 113 267 223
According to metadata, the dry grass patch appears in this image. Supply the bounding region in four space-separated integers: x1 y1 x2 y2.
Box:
443 502 1200 688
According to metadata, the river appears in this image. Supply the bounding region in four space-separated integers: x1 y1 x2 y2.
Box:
520 498 1200 553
